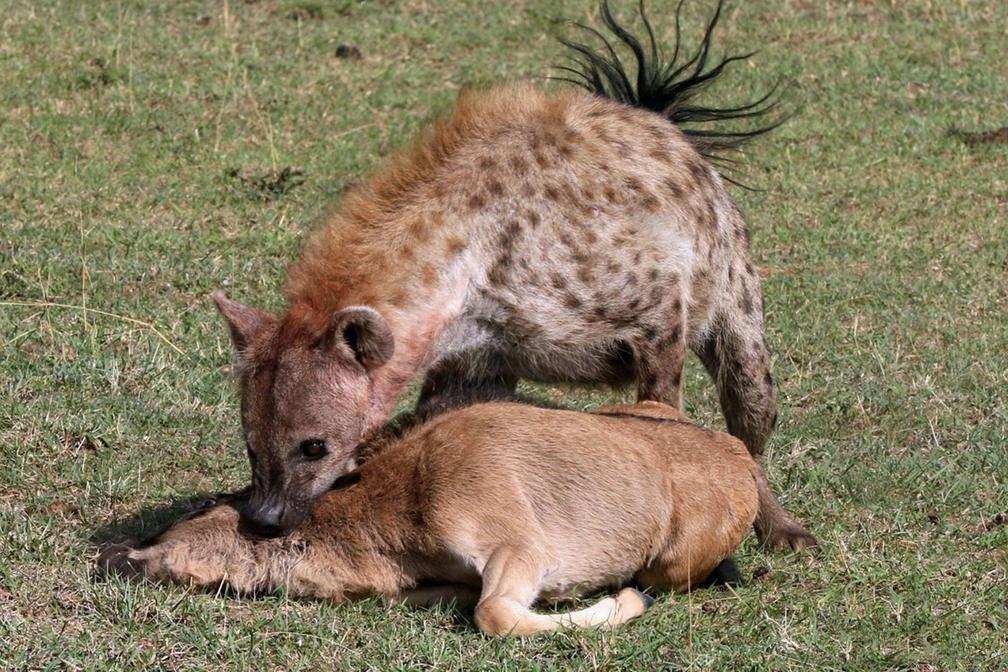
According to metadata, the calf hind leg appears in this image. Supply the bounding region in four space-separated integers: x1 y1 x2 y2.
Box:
474 546 651 637
694 310 817 551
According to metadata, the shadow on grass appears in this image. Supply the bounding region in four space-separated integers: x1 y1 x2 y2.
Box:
89 488 250 549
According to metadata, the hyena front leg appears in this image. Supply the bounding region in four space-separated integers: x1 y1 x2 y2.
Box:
694 303 817 552
634 298 689 408
416 353 518 420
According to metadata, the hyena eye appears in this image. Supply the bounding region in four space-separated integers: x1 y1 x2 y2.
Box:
300 439 328 460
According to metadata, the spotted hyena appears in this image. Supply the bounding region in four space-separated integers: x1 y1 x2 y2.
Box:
211 1 815 550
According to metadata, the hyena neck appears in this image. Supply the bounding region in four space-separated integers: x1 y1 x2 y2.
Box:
283 278 468 441
362 308 452 436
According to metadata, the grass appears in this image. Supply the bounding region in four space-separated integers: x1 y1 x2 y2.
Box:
1 0 1006 669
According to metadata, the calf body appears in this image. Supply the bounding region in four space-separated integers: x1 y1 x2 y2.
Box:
99 402 758 636
211 3 814 549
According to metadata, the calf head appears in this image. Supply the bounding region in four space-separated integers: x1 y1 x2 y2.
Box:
212 291 394 538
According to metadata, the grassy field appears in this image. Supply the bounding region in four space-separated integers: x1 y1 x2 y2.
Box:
2 0 1006 669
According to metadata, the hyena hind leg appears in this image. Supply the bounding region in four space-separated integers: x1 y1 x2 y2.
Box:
695 309 817 552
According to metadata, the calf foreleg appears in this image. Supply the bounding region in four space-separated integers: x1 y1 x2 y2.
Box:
96 504 333 598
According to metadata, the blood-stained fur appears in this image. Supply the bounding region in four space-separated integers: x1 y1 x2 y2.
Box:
211 1 815 550
99 402 759 636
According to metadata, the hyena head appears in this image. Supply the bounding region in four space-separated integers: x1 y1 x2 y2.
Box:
211 291 394 538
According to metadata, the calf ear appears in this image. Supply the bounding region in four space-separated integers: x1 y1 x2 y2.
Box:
329 306 394 370
211 291 273 354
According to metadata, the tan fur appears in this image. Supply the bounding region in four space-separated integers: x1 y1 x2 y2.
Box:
212 82 814 550
99 402 758 636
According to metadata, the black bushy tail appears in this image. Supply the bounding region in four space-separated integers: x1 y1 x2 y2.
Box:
555 0 786 170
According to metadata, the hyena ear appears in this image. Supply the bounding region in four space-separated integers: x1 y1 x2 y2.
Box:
329 306 394 370
211 290 274 354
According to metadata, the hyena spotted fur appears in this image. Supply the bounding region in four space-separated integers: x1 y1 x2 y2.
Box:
212 1 816 550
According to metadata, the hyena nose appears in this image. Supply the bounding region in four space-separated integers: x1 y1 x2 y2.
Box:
239 499 288 539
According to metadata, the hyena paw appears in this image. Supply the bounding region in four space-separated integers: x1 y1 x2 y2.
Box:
759 521 818 553
96 543 147 579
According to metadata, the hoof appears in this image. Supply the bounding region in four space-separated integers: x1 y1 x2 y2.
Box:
760 522 818 553
615 587 653 619
96 543 145 579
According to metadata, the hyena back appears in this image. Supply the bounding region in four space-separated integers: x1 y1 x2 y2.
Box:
213 1 814 550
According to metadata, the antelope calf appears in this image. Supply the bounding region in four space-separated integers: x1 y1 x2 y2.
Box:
99 401 759 636
209 1 814 551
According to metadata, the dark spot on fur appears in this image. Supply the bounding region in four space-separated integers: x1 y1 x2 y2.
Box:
663 176 683 198
625 271 638 287
508 155 527 173
534 151 550 169
564 292 582 309
643 325 658 341
479 156 496 171
641 192 660 211
745 261 755 276
649 148 670 163
689 160 707 184
606 260 621 274
550 273 566 290
650 286 664 304
521 182 537 198
444 236 466 256
739 287 754 315
648 268 660 282
421 263 437 288
487 180 504 197
628 297 640 310
467 192 486 210
603 185 618 203
544 185 561 202
577 266 594 284
624 176 643 193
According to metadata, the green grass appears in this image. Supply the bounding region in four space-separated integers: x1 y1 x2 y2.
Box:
2 0 1006 669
